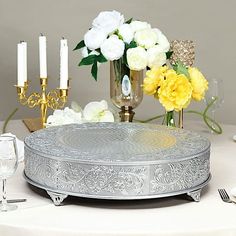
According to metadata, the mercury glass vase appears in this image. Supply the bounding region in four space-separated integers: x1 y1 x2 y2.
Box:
110 59 143 122
169 40 195 128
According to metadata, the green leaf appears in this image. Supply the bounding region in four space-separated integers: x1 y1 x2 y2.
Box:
96 54 107 63
78 55 97 66
173 61 190 78
91 61 98 81
73 40 85 51
125 18 133 24
125 40 137 49
166 51 173 59
95 48 101 54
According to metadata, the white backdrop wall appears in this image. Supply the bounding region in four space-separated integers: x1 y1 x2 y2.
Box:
0 0 235 124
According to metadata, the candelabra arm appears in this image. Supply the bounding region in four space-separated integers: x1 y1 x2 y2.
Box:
15 79 69 129
46 89 68 110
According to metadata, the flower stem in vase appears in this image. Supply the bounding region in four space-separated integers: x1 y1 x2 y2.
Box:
178 109 184 129
165 111 176 127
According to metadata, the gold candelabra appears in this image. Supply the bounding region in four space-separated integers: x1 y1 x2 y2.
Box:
15 78 69 129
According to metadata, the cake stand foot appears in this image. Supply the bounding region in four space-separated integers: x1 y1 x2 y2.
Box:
47 191 68 206
187 189 201 202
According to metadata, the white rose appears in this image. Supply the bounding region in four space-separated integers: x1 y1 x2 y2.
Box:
130 20 151 32
81 47 99 58
84 28 107 50
118 23 134 44
46 107 83 127
134 28 158 49
92 10 124 35
127 46 148 71
153 28 170 52
83 100 114 122
101 35 125 61
147 45 167 68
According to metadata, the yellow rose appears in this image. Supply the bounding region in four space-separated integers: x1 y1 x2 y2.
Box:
188 67 208 101
158 71 192 111
142 66 167 95
142 77 159 95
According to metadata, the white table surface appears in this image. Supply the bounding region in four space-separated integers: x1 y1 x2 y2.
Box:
0 120 236 236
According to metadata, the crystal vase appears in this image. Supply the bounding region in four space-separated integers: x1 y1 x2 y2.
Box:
110 59 143 122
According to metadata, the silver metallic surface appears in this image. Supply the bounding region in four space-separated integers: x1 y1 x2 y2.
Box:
24 123 211 204
46 191 68 206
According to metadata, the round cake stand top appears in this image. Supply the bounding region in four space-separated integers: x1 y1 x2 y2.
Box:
24 122 210 164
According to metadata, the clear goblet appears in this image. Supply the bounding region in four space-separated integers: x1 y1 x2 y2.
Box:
205 79 224 132
0 135 18 212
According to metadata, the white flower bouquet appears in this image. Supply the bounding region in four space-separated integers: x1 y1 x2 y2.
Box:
46 100 114 127
74 10 171 80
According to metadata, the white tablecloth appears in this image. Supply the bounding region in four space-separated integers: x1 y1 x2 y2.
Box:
0 120 236 236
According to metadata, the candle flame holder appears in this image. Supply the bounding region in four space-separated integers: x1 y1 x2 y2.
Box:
15 78 69 129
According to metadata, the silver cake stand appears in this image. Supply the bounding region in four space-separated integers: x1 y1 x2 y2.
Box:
24 123 211 206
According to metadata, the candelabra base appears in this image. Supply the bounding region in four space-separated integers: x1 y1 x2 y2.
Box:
23 117 43 132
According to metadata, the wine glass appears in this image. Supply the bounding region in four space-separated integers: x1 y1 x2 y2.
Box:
205 79 224 132
0 136 18 212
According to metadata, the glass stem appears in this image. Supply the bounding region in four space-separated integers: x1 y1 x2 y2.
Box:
211 110 215 121
2 179 7 207
211 110 216 133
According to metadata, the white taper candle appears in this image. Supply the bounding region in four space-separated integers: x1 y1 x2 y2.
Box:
17 43 24 86
59 38 68 89
39 34 47 78
21 41 27 82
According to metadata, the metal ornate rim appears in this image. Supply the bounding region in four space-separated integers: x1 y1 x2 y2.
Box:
25 146 210 166
23 171 211 200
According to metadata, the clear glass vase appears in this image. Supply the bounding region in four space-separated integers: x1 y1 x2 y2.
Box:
110 59 143 122
163 111 176 127
169 40 196 128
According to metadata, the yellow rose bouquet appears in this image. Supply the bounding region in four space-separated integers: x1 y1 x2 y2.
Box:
143 62 208 127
